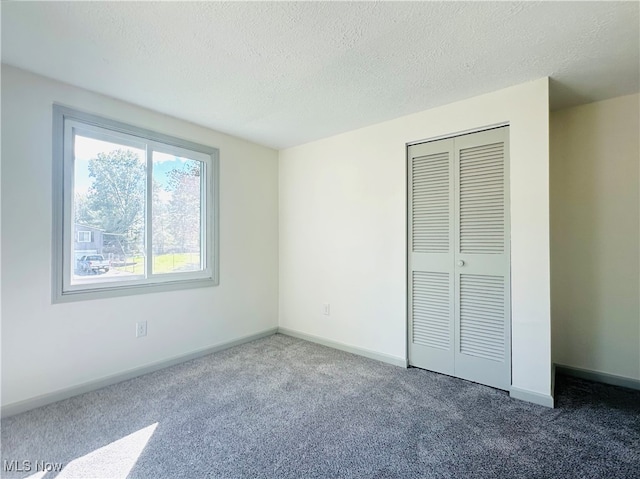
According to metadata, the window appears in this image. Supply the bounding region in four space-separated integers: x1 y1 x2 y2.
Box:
76 231 92 243
53 105 219 302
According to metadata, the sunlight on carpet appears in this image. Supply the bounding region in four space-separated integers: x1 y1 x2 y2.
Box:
21 423 158 479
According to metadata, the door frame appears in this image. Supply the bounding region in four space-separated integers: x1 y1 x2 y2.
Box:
405 123 512 379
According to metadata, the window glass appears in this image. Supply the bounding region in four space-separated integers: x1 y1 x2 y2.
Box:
152 152 203 275
53 105 219 302
72 135 146 285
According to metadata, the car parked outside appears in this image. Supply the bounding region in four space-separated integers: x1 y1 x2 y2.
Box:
78 254 110 274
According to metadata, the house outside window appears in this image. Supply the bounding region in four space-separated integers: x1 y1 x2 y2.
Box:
53 105 219 302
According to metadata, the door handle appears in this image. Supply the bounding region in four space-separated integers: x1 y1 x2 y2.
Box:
457 260 465 267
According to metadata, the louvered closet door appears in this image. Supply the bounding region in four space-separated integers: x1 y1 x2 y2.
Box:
408 139 455 376
453 127 511 390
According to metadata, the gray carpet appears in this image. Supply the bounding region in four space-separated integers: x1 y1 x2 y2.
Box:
2 334 639 479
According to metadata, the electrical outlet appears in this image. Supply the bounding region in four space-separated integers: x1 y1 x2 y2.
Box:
323 303 330 316
136 320 147 338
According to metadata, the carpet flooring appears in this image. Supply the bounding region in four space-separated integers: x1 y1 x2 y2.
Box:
2 334 639 479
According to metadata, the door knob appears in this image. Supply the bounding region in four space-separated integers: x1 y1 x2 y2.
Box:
457 260 465 267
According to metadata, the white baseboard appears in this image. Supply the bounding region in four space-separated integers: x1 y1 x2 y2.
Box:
555 364 640 391
278 327 408 368
510 386 555 408
5 325 573 417
277 328 557 410
1 327 278 418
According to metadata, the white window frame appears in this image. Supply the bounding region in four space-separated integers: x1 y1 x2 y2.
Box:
52 105 220 303
76 231 92 243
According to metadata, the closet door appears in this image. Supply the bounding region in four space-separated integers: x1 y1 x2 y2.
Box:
453 127 511 390
407 139 455 376
408 127 511 391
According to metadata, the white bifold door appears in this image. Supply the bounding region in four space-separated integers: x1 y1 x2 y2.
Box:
408 127 511 390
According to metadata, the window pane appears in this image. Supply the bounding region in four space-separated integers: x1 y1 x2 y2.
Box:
152 151 203 274
71 135 146 285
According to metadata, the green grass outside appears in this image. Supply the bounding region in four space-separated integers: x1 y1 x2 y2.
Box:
114 253 200 275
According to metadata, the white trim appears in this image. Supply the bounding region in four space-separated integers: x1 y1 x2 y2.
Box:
510 386 555 408
1 327 278 418
406 121 509 147
555 364 640 391
278 327 408 368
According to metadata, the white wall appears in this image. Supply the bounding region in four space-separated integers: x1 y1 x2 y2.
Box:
1 65 279 407
551 94 640 380
279 78 552 400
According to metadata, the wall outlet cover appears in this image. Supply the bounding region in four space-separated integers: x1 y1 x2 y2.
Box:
136 321 147 338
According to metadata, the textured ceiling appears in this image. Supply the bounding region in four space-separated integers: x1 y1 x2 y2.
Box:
2 1 639 149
